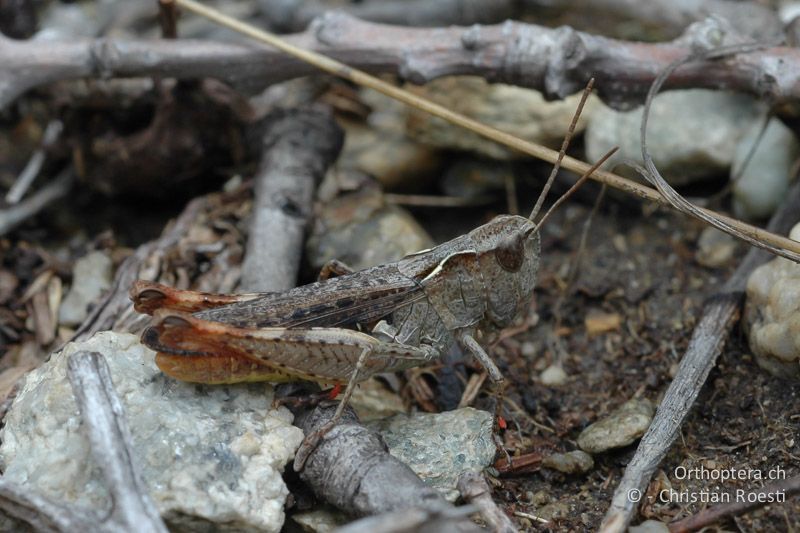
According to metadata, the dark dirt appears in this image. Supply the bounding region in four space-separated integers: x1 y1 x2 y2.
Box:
446 193 800 532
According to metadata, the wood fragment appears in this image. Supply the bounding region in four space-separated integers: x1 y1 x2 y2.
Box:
0 168 73 237
457 471 518 533
295 404 453 516
6 119 63 204
239 107 343 292
599 181 800 533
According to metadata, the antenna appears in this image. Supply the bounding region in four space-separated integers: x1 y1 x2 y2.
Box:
528 78 595 222
532 146 618 233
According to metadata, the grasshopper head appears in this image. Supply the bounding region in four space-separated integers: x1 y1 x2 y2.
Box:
468 215 540 326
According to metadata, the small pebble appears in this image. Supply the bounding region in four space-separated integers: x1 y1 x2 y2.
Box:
540 365 567 386
695 227 736 268
744 222 800 378
58 251 112 327
629 520 670 533
584 310 621 335
541 450 594 474
577 398 655 453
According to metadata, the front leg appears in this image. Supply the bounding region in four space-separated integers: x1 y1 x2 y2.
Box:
457 329 511 463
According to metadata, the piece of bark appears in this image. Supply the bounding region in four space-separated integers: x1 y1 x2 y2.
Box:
0 351 167 532
599 180 800 533
239 107 343 292
3 14 800 111
258 0 519 32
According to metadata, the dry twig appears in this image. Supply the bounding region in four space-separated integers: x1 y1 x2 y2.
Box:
0 168 73 237
457 471 517 533
2 13 799 111
239 107 343 292
600 181 800 532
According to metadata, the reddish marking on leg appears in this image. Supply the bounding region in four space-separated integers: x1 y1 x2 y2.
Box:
497 415 507 430
327 384 342 400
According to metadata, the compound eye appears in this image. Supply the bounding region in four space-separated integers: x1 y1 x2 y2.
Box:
495 232 526 272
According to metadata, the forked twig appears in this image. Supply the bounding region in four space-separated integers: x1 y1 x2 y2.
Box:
171 0 800 262
600 181 800 532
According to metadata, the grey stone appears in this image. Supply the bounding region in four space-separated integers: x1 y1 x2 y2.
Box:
577 398 655 453
541 450 594 474
732 117 800 219
307 180 433 272
586 90 763 186
0 332 304 532
695 227 736 268
58 251 113 326
406 77 597 159
371 408 495 501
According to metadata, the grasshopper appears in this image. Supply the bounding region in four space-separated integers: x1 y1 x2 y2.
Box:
131 80 615 468
130 160 613 469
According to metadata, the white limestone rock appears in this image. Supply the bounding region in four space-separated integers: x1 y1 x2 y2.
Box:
0 331 304 532
744 222 800 378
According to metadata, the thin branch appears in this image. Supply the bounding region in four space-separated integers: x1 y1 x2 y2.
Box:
3 13 800 112
239 107 343 292
6 119 63 204
0 168 73 237
66 351 167 533
599 180 800 533
258 0 519 32
457 471 517 533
